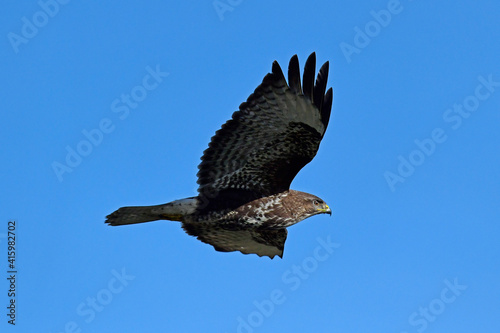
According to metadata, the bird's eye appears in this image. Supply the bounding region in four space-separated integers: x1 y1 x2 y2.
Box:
313 199 321 205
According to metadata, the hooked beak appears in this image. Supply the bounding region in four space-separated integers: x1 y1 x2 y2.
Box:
318 204 332 216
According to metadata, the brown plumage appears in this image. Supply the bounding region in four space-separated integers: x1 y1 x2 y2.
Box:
106 53 333 258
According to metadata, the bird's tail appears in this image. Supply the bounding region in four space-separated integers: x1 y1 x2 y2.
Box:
105 197 198 226
105 205 164 226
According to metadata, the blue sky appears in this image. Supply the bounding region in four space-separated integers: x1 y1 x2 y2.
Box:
1 0 499 332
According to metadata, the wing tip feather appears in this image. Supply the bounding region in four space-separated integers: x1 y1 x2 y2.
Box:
288 54 301 94
302 52 317 100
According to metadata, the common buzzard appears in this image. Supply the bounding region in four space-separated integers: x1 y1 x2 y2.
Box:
106 52 333 258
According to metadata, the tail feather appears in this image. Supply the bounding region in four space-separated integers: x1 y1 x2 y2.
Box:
105 206 162 226
105 197 198 226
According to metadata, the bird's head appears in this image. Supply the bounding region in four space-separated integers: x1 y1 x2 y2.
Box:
287 191 331 220
309 195 331 216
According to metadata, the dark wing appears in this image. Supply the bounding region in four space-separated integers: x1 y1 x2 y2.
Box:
182 223 288 259
197 52 333 212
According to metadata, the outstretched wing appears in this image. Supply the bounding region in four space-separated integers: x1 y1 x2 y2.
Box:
197 53 333 212
182 223 288 259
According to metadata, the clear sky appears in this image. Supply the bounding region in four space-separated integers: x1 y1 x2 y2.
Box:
1 1 499 332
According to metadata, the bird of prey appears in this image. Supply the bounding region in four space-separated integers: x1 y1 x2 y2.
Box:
106 52 333 258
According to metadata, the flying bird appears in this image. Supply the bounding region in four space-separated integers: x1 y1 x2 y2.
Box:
106 52 333 258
